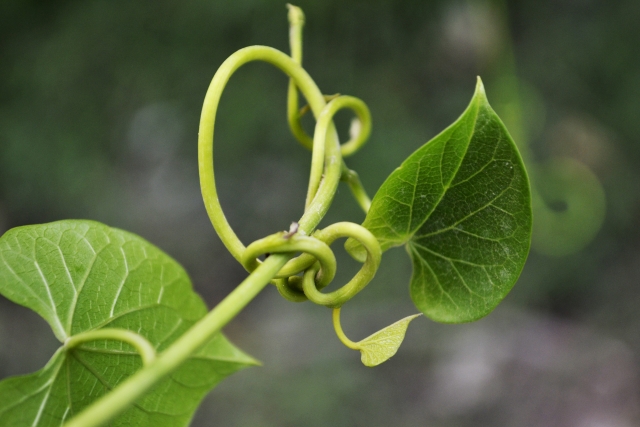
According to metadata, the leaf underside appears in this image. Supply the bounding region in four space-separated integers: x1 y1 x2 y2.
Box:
348 78 532 323
0 220 257 427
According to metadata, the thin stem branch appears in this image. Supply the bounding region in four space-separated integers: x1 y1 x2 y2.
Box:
332 307 360 350
341 166 371 213
242 232 337 288
198 45 338 263
286 4 313 150
64 329 156 366
302 222 381 307
305 96 371 209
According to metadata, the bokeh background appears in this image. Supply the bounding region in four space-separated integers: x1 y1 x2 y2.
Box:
1 0 640 426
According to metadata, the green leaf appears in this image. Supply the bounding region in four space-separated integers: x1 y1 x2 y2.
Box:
347 78 532 323
356 314 421 367
0 220 257 426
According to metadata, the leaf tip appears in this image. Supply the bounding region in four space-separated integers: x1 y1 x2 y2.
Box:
249 357 263 367
234 348 263 367
474 76 488 101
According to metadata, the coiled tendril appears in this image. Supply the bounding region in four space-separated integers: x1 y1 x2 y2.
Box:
197 5 379 309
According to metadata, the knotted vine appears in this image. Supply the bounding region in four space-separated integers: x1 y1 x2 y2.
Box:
199 5 397 355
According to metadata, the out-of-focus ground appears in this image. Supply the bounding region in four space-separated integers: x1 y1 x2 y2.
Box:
1 1 639 426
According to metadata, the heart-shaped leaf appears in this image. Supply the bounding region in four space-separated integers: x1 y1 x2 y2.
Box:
0 220 257 426
347 78 531 323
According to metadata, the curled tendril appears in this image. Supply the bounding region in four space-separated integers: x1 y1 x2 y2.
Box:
240 222 381 307
305 95 372 208
286 7 371 163
301 222 381 308
242 232 337 288
64 328 156 366
198 4 378 307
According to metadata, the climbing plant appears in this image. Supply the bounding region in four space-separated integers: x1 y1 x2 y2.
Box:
0 5 532 427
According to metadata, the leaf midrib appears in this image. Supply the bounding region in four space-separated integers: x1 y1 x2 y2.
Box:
400 96 482 246
66 237 105 337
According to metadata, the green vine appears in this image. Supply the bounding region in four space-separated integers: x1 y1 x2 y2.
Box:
63 5 390 426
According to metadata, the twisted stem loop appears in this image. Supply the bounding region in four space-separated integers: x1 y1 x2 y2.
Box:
240 222 381 307
62 6 380 427
302 222 381 307
199 5 378 308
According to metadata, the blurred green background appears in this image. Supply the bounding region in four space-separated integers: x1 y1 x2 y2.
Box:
1 0 639 425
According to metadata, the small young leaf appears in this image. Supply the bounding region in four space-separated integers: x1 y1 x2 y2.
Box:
357 314 421 367
0 220 257 426
347 78 532 323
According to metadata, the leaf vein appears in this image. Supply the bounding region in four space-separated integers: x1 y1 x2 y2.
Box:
67 241 109 334
34 260 67 340
448 259 485 300
411 244 459 308
109 247 129 318
411 242 495 268
0 254 64 338
416 183 514 239
70 351 151 415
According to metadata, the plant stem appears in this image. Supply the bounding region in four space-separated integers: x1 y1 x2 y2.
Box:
64 253 290 427
332 307 360 350
64 329 156 366
67 44 346 424
65 10 364 426
242 233 337 287
302 222 381 307
286 4 314 150
341 166 371 213
305 96 371 209
199 45 337 264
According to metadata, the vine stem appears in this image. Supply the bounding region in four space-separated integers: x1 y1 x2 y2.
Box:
64 7 368 425
305 96 371 208
198 45 340 264
243 232 336 285
286 4 313 150
301 222 381 307
65 43 343 427
332 307 359 350
341 167 371 213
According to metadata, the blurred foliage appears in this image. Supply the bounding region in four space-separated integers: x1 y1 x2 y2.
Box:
1 0 640 425
483 1 606 257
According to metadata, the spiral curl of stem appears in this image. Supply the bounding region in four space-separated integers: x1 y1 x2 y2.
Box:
198 4 379 307
61 6 379 427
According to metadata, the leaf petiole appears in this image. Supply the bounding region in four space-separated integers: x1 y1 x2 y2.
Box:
332 307 360 350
